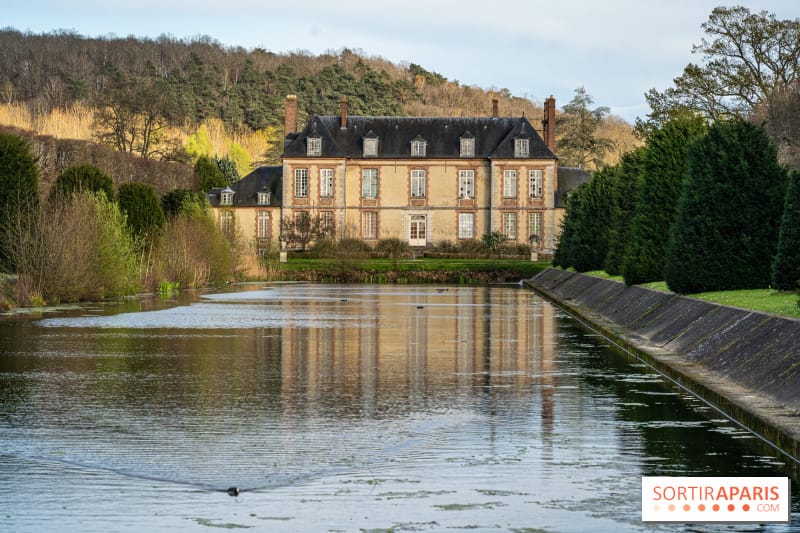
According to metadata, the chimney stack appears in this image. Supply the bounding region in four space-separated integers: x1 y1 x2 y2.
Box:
542 95 556 152
284 94 298 139
492 97 499 118
340 95 348 129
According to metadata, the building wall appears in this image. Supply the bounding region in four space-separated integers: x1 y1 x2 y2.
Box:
282 156 558 252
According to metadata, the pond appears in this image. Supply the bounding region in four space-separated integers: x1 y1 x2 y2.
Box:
0 284 798 532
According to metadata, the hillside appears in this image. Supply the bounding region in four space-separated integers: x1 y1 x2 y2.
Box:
0 29 638 177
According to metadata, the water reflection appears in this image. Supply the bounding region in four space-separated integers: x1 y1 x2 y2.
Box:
0 284 797 532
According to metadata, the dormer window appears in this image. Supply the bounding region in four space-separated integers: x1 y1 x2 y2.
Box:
460 134 475 157
514 138 530 158
307 136 322 156
220 187 234 206
411 135 427 157
363 132 379 157
258 191 271 205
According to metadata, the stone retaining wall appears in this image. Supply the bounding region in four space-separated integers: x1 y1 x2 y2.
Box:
525 268 800 462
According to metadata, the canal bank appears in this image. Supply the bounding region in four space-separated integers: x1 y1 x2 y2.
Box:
524 267 800 464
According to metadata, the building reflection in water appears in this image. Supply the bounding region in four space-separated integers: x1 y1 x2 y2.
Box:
278 287 558 444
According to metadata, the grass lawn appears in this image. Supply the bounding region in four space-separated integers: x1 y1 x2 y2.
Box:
582 270 800 319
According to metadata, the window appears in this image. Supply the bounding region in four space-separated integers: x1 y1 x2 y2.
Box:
361 211 378 239
529 212 542 244
411 138 427 157
258 191 271 205
458 212 475 239
320 211 335 236
294 168 308 198
362 168 378 198
257 211 270 239
514 138 530 158
320 168 334 198
503 170 517 198
307 136 322 156
529 169 543 198
502 212 517 239
220 188 234 206
460 136 475 157
459 170 475 199
363 134 378 157
410 169 426 198
220 211 233 236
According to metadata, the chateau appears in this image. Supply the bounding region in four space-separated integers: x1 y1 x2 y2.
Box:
209 95 583 256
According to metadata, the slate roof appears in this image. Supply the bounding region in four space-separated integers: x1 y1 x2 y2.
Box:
555 166 591 208
284 116 557 160
207 166 283 207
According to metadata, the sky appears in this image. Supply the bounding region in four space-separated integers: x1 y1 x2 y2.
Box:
5 0 799 123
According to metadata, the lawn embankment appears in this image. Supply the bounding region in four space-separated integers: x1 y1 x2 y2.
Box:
263 258 550 284
583 270 800 319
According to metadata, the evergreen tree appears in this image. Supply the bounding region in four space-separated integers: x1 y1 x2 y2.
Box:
214 155 240 185
0 132 39 271
622 116 706 285
161 188 206 219
772 170 800 290
556 87 615 171
50 164 115 203
604 148 646 275
196 155 227 192
665 120 788 293
553 167 617 272
118 182 166 243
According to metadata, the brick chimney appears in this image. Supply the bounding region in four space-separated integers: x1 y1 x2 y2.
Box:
492 97 499 118
542 95 556 152
284 94 298 138
340 95 348 129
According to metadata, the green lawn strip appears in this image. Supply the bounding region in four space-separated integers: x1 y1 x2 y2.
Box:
581 270 800 318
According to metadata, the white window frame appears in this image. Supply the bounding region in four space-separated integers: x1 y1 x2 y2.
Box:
460 137 475 157
294 168 308 198
220 210 233 236
257 210 270 239
363 137 378 157
529 169 543 198
221 192 233 205
458 212 475 239
257 191 270 205
320 211 335 235
410 169 426 198
529 211 542 244
502 212 517 239
362 168 378 198
503 170 517 198
459 170 475 199
320 168 334 198
361 211 378 239
411 139 427 157
514 138 530 158
307 136 322 156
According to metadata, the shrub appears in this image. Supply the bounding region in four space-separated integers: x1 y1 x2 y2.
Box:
118 182 166 244
161 188 205 219
4 192 139 303
337 237 372 257
153 208 235 288
0 132 39 271
457 239 487 256
374 238 412 258
50 164 114 203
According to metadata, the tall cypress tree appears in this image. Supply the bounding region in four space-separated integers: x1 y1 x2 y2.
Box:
622 116 706 285
772 170 800 290
604 148 645 275
665 120 788 293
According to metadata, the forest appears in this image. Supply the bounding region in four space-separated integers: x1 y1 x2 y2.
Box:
0 27 636 181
